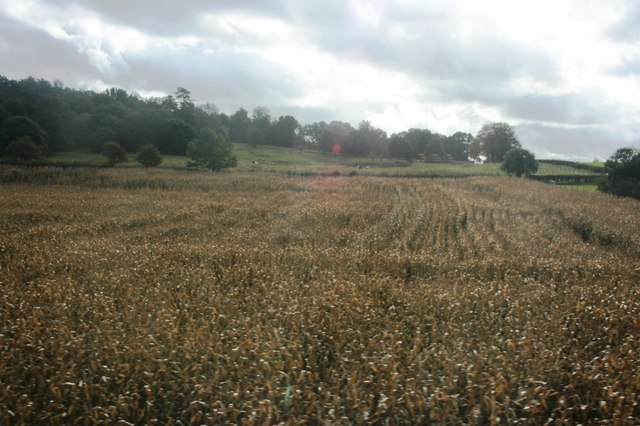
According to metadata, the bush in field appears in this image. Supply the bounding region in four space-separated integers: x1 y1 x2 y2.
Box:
501 147 538 177
187 128 237 171
5 136 44 160
135 144 162 168
599 147 640 199
102 141 128 166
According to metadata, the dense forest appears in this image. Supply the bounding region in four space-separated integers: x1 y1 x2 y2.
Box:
0 75 473 162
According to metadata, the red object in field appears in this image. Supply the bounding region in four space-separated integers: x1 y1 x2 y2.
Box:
332 143 341 154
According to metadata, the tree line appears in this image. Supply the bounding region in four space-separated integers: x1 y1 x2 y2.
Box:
0 75 492 163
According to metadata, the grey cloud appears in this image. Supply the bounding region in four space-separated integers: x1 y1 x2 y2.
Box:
46 0 291 36
1 1 309 116
516 123 631 161
503 94 612 126
0 14 99 84
281 105 341 125
9 0 564 108
605 2 640 77
607 1 640 42
113 46 306 115
610 50 640 78
287 2 563 106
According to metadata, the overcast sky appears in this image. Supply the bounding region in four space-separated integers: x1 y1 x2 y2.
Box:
1 0 639 160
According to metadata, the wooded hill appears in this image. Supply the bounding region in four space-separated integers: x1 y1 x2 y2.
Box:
0 75 473 161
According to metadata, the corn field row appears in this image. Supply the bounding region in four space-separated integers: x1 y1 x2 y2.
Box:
1 168 639 424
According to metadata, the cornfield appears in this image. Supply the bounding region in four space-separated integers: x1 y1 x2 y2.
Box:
1 167 639 424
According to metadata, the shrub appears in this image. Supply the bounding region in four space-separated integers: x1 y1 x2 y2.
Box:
0 115 49 154
102 141 128 166
5 136 44 160
501 147 538 177
186 129 237 171
135 144 162 168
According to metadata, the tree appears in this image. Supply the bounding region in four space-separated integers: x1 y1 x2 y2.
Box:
117 111 194 155
355 121 387 157
388 132 413 160
605 147 640 174
469 123 521 163
424 135 448 162
117 112 154 152
270 115 299 147
300 121 327 148
11 78 66 151
405 128 432 159
388 128 448 161
136 144 162 168
102 141 127 166
5 135 44 160
0 115 49 154
345 128 370 156
348 121 387 157
318 121 354 153
247 127 265 149
62 112 90 150
174 87 195 125
445 132 473 161
500 148 538 177
229 108 250 144
174 87 193 108
90 126 117 152
160 95 178 113
187 129 237 171
252 107 273 136
599 147 640 199
157 118 196 155
192 102 223 130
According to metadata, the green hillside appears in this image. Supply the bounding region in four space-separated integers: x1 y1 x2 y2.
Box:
2 144 607 179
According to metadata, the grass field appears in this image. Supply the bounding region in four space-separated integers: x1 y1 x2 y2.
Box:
46 150 190 169
34 145 607 179
560 184 599 192
40 147 504 176
0 166 638 424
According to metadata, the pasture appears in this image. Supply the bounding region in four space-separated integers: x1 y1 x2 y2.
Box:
0 167 638 424
14 145 606 179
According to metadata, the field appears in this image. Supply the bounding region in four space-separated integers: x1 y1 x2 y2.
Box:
1 167 639 424
21 146 606 179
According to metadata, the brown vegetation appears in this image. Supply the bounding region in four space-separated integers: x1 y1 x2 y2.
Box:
1 167 639 424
